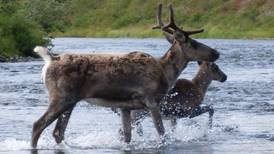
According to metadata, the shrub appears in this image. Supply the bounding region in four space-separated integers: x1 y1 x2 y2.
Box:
23 0 70 33
0 14 49 57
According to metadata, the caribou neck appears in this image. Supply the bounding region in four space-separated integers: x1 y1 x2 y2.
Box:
159 43 189 87
192 68 212 94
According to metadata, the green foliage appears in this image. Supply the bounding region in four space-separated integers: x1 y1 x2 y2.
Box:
23 0 70 33
0 0 273 59
58 0 273 38
112 14 142 29
0 1 49 57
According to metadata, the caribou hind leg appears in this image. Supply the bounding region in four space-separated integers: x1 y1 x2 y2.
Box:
121 109 132 143
119 98 166 142
170 118 177 132
135 122 144 136
31 97 77 148
53 105 76 144
118 109 146 138
130 109 149 136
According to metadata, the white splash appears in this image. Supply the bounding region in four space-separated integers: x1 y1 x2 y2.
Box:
66 131 121 149
0 138 30 151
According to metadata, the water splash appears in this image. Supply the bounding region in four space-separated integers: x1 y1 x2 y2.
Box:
0 138 30 151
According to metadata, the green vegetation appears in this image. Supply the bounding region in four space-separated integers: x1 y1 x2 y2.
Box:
0 1 49 58
0 0 273 58
60 0 274 38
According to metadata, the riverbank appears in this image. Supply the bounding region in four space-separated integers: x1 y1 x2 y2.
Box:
1 37 273 62
0 55 39 63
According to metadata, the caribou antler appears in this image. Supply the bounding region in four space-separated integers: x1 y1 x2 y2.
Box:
163 4 180 32
152 4 173 34
184 29 204 36
152 4 164 29
153 4 204 36
152 4 174 43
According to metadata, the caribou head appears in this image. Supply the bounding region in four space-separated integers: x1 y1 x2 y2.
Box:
153 4 219 62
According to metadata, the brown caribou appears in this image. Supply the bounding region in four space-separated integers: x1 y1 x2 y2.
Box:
129 61 227 135
31 4 219 148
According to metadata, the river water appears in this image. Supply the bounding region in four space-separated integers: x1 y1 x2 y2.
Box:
0 38 273 154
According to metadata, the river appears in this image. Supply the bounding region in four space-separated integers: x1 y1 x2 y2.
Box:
0 38 273 154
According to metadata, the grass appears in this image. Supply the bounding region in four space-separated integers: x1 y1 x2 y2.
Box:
1 0 273 58
54 25 274 39
53 0 274 39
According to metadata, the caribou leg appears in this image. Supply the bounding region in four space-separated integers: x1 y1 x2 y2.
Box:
170 118 177 132
130 109 149 136
52 104 76 144
31 97 77 148
144 98 166 141
121 109 132 143
189 105 214 128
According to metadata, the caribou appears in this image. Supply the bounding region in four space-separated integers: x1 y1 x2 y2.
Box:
31 4 219 148
161 62 227 126
129 61 227 135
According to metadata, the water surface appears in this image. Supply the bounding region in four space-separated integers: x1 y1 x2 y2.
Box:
0 38 273 154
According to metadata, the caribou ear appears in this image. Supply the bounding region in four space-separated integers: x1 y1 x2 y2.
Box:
197 61 202 65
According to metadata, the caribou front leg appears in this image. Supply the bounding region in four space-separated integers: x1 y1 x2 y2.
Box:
144 99 166 142
189 105 214 128
53 105 76 143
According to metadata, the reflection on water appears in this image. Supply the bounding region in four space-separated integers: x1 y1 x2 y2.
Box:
0 38 273 154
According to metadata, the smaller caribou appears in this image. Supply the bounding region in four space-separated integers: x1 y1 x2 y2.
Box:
130 61 227 134
161 62 226 125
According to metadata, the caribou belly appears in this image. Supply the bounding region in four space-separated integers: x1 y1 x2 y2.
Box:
84 98 145 109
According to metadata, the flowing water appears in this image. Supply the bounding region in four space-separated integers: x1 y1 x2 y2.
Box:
0 38 273 154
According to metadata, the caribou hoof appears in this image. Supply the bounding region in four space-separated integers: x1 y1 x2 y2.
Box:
53 130 64 144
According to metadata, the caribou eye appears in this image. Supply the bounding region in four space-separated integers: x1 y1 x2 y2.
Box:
211 64 218 71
